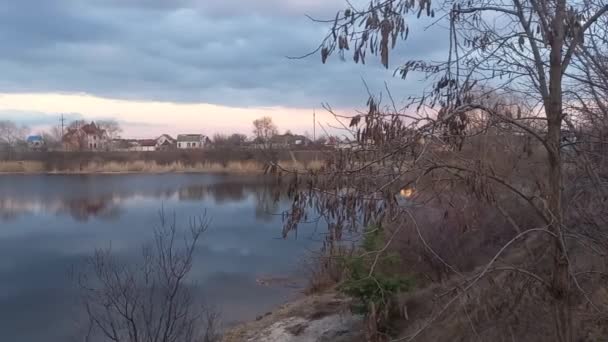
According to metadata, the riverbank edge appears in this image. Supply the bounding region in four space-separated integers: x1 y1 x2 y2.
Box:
0 169 266 175
223 290 364 342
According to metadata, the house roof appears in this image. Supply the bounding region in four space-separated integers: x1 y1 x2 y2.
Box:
111 139 133 148
177 134 205 142
138 139 157 147
157 134 175 142
63 122 106 140
81 122 106 136
270 133 309 144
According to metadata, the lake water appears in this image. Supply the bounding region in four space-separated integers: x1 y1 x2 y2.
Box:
0 174 321 342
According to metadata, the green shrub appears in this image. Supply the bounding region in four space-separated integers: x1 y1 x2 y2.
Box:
339 226 413 340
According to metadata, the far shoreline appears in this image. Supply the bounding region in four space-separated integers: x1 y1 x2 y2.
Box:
0 150 325 175
0 159 323 175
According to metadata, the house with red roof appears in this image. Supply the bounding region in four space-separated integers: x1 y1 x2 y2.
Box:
62 122 109 151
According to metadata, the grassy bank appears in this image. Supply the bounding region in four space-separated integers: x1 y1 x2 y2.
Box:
0 149 326 174
0 159 325 174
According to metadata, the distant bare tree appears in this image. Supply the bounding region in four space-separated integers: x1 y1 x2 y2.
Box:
228 133 247 146
212 133 228 145
0 120 29 159
78 210 220 342
42 126 64 150
252 116 278 143
68 120 88 130
97 120 122 139
50 125 63 141
213 133 247 147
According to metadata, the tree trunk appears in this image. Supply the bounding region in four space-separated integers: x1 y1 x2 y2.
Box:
547 114 571 342
546 0 571 337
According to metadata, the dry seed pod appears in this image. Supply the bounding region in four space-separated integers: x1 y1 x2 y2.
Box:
321 47 329 63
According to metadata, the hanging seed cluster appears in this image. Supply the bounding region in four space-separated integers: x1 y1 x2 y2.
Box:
322 0 435 68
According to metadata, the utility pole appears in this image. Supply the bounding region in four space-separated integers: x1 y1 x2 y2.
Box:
313 109 316 142
60 114 65 137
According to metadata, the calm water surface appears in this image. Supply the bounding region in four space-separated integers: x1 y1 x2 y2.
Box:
0 174 320 342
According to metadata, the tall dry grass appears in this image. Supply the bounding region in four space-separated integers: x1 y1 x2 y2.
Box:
0 159 325 174
278 159 324 172
75 160 264 173
0 161 46 173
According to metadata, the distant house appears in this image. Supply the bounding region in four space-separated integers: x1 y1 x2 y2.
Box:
270 133 311 148
156 134 176 150
135 139 157 152
111 139 156 152
336 139 362 150
110 135 176 152
177 134 208 149
26 135 45 151
81 122 109 150
63 121 108 151
110 139 133 151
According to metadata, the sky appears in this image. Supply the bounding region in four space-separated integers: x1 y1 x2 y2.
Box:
0 0 448 138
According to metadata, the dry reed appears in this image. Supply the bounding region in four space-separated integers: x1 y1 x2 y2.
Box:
0 159 325 174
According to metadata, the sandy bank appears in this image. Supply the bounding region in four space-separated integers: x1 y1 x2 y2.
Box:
223 291 364 342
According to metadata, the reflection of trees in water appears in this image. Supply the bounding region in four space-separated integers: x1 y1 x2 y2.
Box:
0 178 288 222
254 185 282 222
176 181 281 208
176 181 287 222
0 199 27 221
0 197 123 222
208 182 248 203
177 183 247 202
63 198 124 222
178 186 209 201
0 209 19 222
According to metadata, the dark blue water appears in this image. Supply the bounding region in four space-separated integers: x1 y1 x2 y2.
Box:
0 174 320 342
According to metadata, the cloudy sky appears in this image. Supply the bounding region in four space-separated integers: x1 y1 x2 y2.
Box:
0 0 447 138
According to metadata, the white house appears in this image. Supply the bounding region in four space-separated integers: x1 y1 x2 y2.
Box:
134 139 157 152
156 134 176 150
177 134 208 149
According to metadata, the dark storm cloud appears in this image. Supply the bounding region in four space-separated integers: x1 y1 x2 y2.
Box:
0 0 448 108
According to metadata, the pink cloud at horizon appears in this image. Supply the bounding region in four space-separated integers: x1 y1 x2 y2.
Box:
0 93 354 139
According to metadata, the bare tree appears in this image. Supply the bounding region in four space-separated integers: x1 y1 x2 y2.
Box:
0 120 29 159
97 120 123 140
212 133 228 146
68 120 88 130
252 116 278 143
283 0 608 340
42 126 64 150
212 133 247 147
228 133 247 146
78 210 220 342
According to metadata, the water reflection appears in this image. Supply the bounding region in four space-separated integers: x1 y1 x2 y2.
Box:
0 174 285 222
0 174 316 342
